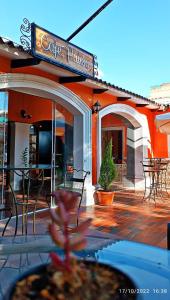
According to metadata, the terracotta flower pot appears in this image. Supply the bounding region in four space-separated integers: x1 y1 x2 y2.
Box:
96 190 115 205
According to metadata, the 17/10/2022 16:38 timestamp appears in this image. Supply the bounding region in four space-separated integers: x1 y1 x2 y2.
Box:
119 288 168 295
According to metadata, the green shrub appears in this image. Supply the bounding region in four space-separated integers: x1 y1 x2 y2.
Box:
98 139 117 191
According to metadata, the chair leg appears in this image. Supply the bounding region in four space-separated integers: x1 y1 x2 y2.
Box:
2 211 12 236
46 195 51 208
142 173 147 202
14 208 19 236
33 205 36 234
77 196 83 227
25 205 28 235
76 211 79 227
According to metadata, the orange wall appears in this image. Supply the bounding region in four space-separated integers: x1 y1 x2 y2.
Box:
8 91 73 125
0 55 11 73
102 114 125 127
153 111 169 157
135 107 168 158
0 56 168 184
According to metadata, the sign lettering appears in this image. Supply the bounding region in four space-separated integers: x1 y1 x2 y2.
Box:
31 24 95 77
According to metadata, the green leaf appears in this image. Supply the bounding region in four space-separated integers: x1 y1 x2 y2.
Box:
98 139 117 190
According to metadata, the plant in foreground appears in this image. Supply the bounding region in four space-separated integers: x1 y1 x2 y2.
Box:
49 190 92 272
12 190 136 300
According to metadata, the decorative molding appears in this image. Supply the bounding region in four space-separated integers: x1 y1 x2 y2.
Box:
97 103 150 180
20 18 31 51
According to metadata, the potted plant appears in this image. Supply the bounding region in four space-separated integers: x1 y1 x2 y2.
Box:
20 147 29 167
7 190 136 300
97 139 117 205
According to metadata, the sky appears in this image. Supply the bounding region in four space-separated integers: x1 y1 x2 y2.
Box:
0 0 170 97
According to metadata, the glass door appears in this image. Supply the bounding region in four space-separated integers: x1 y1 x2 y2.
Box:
51 102 74 206
51 102 66 203
51 101 56 201
0 92 8 204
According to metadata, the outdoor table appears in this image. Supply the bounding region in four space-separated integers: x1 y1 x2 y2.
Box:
0 165 58 235
0 233 170 300
142 162 169 204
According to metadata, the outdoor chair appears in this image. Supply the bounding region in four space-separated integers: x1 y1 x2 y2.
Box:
9 169 44 235
52 168 90 226
0 203 13 236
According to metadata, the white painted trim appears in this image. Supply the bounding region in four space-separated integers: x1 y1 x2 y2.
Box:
97 103 150 179
0 73 93 205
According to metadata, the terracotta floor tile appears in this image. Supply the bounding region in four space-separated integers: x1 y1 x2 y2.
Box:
1 190 170 249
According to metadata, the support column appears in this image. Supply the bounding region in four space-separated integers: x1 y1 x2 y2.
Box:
73 115 95 206
73 115 83 171
10 122 30 190
126 127 144 187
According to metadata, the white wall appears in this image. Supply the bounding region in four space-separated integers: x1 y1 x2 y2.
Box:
10 122 30 189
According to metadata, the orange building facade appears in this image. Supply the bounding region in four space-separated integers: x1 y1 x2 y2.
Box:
0 25 169 206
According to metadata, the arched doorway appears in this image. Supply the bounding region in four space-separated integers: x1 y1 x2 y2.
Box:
98 104 150 188
0 73 94 205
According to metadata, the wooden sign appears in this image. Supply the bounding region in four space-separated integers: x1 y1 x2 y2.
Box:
31 24 95 77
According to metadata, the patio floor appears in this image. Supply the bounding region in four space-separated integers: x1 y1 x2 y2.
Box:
0 190 170 249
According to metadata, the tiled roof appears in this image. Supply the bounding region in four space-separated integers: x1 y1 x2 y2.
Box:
0 36 25 51
93 77 152 103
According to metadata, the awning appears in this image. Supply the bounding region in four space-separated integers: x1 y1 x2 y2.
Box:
155 112 170 134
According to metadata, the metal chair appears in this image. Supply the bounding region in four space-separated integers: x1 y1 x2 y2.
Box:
60 168 90 225
9 169 44 235
0 203 13 236
141 160 167 205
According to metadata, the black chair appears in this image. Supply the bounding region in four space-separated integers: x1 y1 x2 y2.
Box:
62 168 90 225
0 203 13 236
9 169 44 235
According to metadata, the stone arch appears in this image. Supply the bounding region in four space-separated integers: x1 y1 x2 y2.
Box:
0 73 94 204
98 103 150 187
